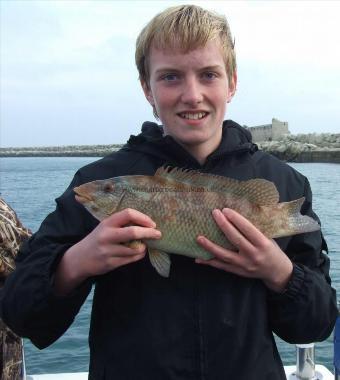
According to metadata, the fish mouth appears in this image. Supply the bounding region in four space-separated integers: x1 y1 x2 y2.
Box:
74 186 94 203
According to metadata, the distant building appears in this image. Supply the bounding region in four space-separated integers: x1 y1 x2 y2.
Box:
246 118 289 142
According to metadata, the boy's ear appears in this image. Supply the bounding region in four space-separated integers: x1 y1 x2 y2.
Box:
141 80 155 106
227 71 238 103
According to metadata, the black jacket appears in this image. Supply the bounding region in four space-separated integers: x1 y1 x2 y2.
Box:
1 121 337 380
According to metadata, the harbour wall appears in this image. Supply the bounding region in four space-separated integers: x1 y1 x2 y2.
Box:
260 149 340 164
1 144 339 163
257 132 340 163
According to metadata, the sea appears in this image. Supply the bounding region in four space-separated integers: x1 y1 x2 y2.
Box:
0 157 339 375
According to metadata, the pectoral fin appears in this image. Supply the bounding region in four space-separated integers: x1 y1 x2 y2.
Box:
149 249 171 277
124 240 144 249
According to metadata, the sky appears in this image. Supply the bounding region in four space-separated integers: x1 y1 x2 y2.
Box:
1 0 340 148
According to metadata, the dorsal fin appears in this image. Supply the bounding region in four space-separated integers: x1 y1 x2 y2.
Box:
154 167 279 206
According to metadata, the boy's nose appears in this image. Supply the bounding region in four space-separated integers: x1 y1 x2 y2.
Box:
181 78 203 105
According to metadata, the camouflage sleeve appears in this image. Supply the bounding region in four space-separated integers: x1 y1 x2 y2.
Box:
0 171 94 348
267 177 337 343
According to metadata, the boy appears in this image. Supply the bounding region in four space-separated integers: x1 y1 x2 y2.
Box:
1 5 337 380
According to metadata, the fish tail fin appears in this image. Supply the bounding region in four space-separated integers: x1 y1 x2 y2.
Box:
281 197 320 235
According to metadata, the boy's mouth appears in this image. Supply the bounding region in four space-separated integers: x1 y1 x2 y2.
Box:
178 111 208 120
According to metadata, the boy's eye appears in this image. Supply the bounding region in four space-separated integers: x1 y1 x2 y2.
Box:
162 73 179 82
203 72 217 80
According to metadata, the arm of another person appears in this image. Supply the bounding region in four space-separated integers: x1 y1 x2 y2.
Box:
0 173 161 348
196 178 337 343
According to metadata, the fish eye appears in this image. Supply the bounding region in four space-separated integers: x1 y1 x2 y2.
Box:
103 182 114 193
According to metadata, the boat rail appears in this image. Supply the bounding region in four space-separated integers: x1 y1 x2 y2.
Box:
22 343 334 380
22 303 340 380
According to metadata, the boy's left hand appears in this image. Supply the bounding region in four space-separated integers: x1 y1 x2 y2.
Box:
196 208 293 293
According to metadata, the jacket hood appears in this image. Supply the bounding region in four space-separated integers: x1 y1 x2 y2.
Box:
125 120 257 167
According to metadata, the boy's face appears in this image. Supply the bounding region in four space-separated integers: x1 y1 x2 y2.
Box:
142 39 236 159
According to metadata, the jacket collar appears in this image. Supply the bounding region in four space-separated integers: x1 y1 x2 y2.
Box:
125 120 257 167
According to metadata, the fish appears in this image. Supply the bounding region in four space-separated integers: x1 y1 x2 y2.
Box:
74 167 320 277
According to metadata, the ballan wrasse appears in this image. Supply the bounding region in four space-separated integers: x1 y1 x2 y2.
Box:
74 167 320 277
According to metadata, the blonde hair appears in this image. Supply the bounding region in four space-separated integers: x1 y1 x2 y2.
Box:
135 4 236 87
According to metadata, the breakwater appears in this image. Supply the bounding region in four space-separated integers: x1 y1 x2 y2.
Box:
257 133 340 163
1 133 339 163
0 144 122 157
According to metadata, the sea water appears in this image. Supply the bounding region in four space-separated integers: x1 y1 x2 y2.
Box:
0 157 339 375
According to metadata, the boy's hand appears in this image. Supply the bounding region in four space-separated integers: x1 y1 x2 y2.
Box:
196 208 293 293
54 208 161 296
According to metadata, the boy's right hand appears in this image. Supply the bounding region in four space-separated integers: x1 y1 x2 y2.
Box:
54 208 161 296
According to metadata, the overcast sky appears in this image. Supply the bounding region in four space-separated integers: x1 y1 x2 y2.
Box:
1 0 340 148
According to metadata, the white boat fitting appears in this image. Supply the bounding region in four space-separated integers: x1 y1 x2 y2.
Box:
285 365 333 379
26 375 87 380
25 366 334 380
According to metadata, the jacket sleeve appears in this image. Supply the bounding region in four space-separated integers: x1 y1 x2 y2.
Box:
0 171 95 349
267 177 337 344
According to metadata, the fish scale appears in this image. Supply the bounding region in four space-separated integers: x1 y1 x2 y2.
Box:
116 191 226 259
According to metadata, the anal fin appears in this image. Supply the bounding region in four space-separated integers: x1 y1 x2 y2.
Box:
149 248 171 277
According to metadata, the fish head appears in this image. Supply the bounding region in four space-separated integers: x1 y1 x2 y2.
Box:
74 179 126 221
